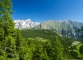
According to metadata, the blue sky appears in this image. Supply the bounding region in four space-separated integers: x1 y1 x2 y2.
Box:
12 0 83 22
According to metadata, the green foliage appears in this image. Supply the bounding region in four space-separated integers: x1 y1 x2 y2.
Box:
25 37 64 60
21 30 76 55
0 0 22 59
70 51 78 58
50 37 64 60
79 45 83 54
21 29 57 40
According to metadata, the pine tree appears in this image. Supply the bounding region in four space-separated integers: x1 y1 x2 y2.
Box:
0 0 22 59
0 0 16 58
51 36 64 60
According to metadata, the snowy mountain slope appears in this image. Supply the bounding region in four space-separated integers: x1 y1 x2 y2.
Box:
14 19 40 29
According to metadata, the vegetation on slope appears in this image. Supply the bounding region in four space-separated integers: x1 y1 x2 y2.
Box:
21 29 80 59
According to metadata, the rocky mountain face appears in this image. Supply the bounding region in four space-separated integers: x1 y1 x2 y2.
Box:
14 19 40 29
34 20 83 39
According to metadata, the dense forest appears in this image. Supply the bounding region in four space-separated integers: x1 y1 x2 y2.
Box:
0 0 83 60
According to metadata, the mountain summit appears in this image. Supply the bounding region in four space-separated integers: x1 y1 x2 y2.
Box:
14 19 40 29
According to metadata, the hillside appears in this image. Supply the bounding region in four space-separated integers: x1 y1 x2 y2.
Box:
21 29 83 59
21 29 76 48
34 20 83 39
21 29 77 47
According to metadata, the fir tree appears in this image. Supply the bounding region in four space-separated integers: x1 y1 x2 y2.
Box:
0 0 22 59
51 36 64 60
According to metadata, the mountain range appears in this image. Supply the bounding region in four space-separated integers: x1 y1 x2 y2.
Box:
14 19 83 39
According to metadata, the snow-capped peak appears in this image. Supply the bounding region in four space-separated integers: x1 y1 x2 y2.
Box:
14 19 40 29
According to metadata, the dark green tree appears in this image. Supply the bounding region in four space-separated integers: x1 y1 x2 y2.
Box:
51 36 64 60
0 0 23 59
76 27 83 59
79 45 83 54
0 0 17 59
70 51 78 58
32 41 49 60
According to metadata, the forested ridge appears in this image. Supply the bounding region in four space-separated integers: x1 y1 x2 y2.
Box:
0 0 83 60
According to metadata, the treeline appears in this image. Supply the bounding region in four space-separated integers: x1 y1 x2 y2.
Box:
21 29 76 50
21 29 58 40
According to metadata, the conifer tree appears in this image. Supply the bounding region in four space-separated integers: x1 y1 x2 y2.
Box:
51 36 64 60
0 0 16 58
0 0 22 59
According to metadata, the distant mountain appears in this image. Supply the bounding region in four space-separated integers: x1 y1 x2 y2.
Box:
14 19 83 39
34 20 83 39
14 19 40 29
